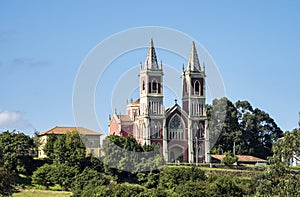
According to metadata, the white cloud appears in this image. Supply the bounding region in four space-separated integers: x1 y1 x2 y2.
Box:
0 110 32 130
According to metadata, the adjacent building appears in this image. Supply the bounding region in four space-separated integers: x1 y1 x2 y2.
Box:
108 39 210 163
38 126 102 158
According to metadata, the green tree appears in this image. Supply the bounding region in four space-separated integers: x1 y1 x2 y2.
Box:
0 166 16 196
31 163 56 189
53 163 79 191
71 167 112 197
208 175 245 197
207 98 283 159
252 128 300 196
0 131 34 174
222 151 238 166
102 135 164 181
271 128 300 166
207 98 241 154
159 166 205 189
44 131 86 167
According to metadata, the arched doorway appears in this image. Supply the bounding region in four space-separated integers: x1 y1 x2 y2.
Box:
169 145 184 162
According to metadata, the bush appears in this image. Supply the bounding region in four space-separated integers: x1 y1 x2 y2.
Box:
222 151 237 166
208 175 245 196
32 164 56 189
72 167 112 197
159 166 205 189
0 167 16 196
83 183 146 197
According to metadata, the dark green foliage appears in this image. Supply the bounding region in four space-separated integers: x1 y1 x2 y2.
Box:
158 166 205 189
71 167 111 197
222 151 238 166
80 155 104 172
252 128 300 196
32 163 56 189
53 163 79 191
102 135 164 183
0 167 16 196
175 181 210 197
271 128 300 166
207 97 283 159
137 171 160 188
44 131 86 168
208 175 245 197
0 131 34 174
83 183 146 197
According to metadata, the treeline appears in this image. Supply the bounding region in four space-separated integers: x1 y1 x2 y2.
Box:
0 129 300 196
0 97 299 196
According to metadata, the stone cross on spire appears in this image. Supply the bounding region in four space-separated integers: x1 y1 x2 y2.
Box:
145 38 159 70
187 41 201 71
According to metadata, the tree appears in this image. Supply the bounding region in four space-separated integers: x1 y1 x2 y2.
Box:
236 101 283 159
53 163 79 191
44 131 86 167
32 163 56 189
71 167 112 197
207 98 283 159
252 128 300 196
207 98 241 154
222 151 238 166
271 128 300 166
0 131 34 174
159 166 205 189
0 167 16 196
102 135 164 178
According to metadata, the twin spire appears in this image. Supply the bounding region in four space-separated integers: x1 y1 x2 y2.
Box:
187 41 201 71
143 39 202 72
144 38 159 70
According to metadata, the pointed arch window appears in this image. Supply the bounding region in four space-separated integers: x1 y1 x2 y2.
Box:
156 122 161 138
194 80 200 95
152 80 158 93
142 80 145 91
169 115 185 140
151 122 156 138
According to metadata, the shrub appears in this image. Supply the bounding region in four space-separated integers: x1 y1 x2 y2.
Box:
222 151 237 166
32 164 56 189
0 167 16 196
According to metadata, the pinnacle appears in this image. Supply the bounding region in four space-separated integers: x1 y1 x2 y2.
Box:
187 41 201 71
145 38 159 70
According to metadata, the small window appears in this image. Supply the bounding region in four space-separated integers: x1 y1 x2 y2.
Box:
152 80 157 93
142 81 145 91
194 80 200 95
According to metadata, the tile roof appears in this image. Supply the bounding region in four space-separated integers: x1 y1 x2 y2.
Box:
39 126 102 136
119 115 132 122
133 98 140 104
211 154 266 163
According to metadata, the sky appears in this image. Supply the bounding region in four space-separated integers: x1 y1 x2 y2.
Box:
0 1 300 136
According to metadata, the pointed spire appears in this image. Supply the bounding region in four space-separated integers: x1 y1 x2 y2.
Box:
187 41 201 71
145 38 159 70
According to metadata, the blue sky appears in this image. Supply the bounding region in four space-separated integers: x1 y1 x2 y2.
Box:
0 1 300 135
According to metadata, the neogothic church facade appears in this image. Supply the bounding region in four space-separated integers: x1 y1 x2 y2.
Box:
108 39 210 163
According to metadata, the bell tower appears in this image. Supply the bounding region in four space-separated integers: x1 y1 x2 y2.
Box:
182 42 207 163
138 39 165 146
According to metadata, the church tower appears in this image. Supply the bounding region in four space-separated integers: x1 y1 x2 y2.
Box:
138 39 165 146
182 42 207 163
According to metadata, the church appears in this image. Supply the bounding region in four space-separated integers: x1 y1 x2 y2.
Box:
108 39 210 164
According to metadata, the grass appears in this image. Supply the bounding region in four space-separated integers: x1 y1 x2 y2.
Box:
13 189 72 197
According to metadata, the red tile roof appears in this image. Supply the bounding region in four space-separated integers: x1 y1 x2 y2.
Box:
119 115 132 122
39 126 101 136
211 154 266 163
